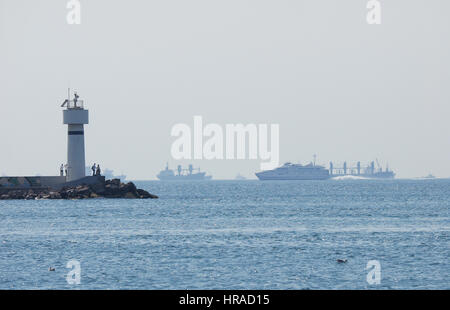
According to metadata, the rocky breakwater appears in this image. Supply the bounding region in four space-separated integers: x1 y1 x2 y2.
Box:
0 179 158 200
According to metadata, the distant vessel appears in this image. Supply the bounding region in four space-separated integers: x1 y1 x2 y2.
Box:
157 164 212 181
422 174 436 179
103 169 127 181
235 174 247 180
256 162 330 180
85 167 126 181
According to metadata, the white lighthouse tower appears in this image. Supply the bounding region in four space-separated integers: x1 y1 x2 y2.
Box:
62 91 89 182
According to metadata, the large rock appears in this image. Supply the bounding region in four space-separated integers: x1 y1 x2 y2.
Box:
0 179 158 200
137 189 159 199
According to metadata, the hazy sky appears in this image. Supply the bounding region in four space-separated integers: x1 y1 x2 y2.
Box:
1 0 449 179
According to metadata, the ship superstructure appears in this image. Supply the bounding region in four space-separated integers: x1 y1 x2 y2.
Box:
157 164 212 181
329 160 395 179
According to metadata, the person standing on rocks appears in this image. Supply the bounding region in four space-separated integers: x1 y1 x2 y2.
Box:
64 164 68 176
60 164 64 176
96 164 101 176
73 92 79 107
91 163 96 176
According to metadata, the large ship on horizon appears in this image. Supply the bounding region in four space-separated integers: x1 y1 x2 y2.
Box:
157 164 212 181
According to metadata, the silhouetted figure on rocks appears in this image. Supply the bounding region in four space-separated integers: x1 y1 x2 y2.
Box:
91 163 96 176
96 164 101 176
60 164 64 176
73 92 79 107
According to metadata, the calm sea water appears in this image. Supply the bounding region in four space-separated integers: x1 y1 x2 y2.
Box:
0 179 449 289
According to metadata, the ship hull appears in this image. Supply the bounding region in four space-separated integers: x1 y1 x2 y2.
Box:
362 172 395 179
256 173 330 181
331 172 395 179
157 173 211 181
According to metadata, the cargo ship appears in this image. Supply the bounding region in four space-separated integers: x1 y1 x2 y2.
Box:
157 164 212 181
329 160 395 179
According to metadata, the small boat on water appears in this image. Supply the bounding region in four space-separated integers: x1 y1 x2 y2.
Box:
85 167 126 181
235 174 247 180
422 174 436 179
